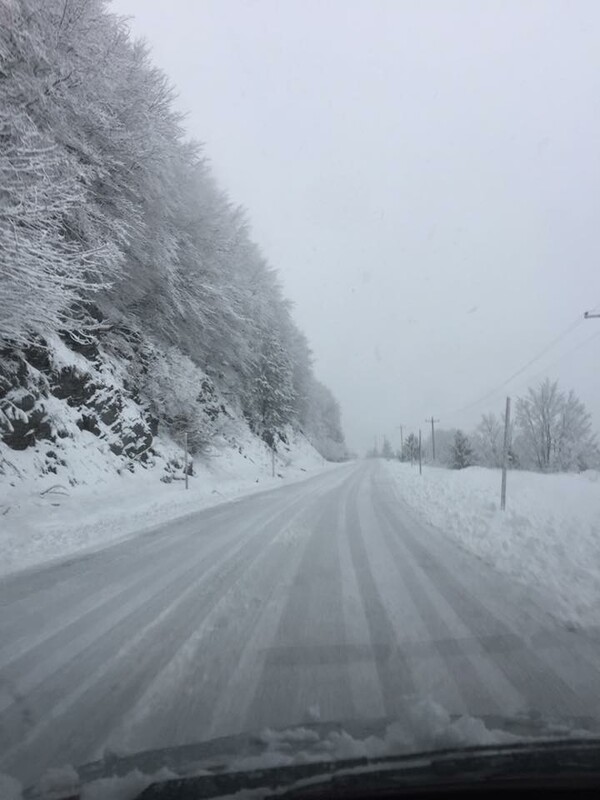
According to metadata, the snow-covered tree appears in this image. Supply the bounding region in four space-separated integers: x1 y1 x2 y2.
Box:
515 379 598 472
472 412 504 467
139 347 227 454
381 436 393 459
402 433 419 463
0 0 119 346
0 114 107 345
249 331 295 447
423 428 457 466
288 328 314 428
555 390 599 470
473 413 502 467
450 430 474 469
304 380 346 460
0 0 345 461
473 410 518 469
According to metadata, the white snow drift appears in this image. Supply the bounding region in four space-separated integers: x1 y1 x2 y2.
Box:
386 461 600 628
0 430 330 579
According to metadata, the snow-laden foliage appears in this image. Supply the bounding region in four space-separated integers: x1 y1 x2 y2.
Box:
472 412 517 469
420 428 456 466
401 433 420 463
462 379 597 472
301 379 346 461
472 413 504 468
514 378 598 472
449 430 474 470
0 0 345 463
381 436 394 459
139 347 232 455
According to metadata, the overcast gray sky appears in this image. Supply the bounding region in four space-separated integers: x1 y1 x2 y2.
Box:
112 0 600 453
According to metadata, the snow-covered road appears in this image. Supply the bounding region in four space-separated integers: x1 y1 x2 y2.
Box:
2 460 600 787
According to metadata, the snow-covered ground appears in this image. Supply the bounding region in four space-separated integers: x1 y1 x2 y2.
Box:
4 459 600 794
385 461 600 627
0 429 331 579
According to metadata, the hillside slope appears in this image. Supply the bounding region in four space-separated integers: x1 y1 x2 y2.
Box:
0 321 333 576
0 0 346 531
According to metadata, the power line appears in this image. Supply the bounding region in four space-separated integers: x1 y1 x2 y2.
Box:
442 315 586 421
448 326 600 423
499 316 585 385
506 328 600 393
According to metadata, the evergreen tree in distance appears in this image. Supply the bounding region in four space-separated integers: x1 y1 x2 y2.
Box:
381 437 394 459
402 434 419 463
450 430 474 470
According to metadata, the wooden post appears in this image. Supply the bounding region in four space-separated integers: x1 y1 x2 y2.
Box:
272 446 275 477
500 397 511 511
184 432 189 490
418 429 422 475
425 417 439 461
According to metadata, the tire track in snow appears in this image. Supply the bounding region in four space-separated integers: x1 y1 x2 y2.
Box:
0 502 270 667
103 470 339 754
241 470 361 732
372 493 514 715
381 462 600 702
0 479 337 783
205 476 359 741
373 467 595 718
0 493 291 697
0 471 345 679
345 468 415 713
335 466 387 719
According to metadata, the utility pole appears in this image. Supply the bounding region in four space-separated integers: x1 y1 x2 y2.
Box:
425 417 440 461
396 425 404 459
500 397 511 511
418 429 422 475
184 432 189 490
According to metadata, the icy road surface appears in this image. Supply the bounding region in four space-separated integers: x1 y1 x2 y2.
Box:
2 460 600 787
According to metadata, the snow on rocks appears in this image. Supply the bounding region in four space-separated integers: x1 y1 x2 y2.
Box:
0 428 330 580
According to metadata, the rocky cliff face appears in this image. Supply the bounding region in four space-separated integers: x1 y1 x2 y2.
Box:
0 318 231 486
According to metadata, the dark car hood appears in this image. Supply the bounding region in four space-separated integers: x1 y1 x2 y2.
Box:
25 705 600 799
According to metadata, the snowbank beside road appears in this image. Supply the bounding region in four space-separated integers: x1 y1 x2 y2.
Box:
385 461 600 627
0 430 334 580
